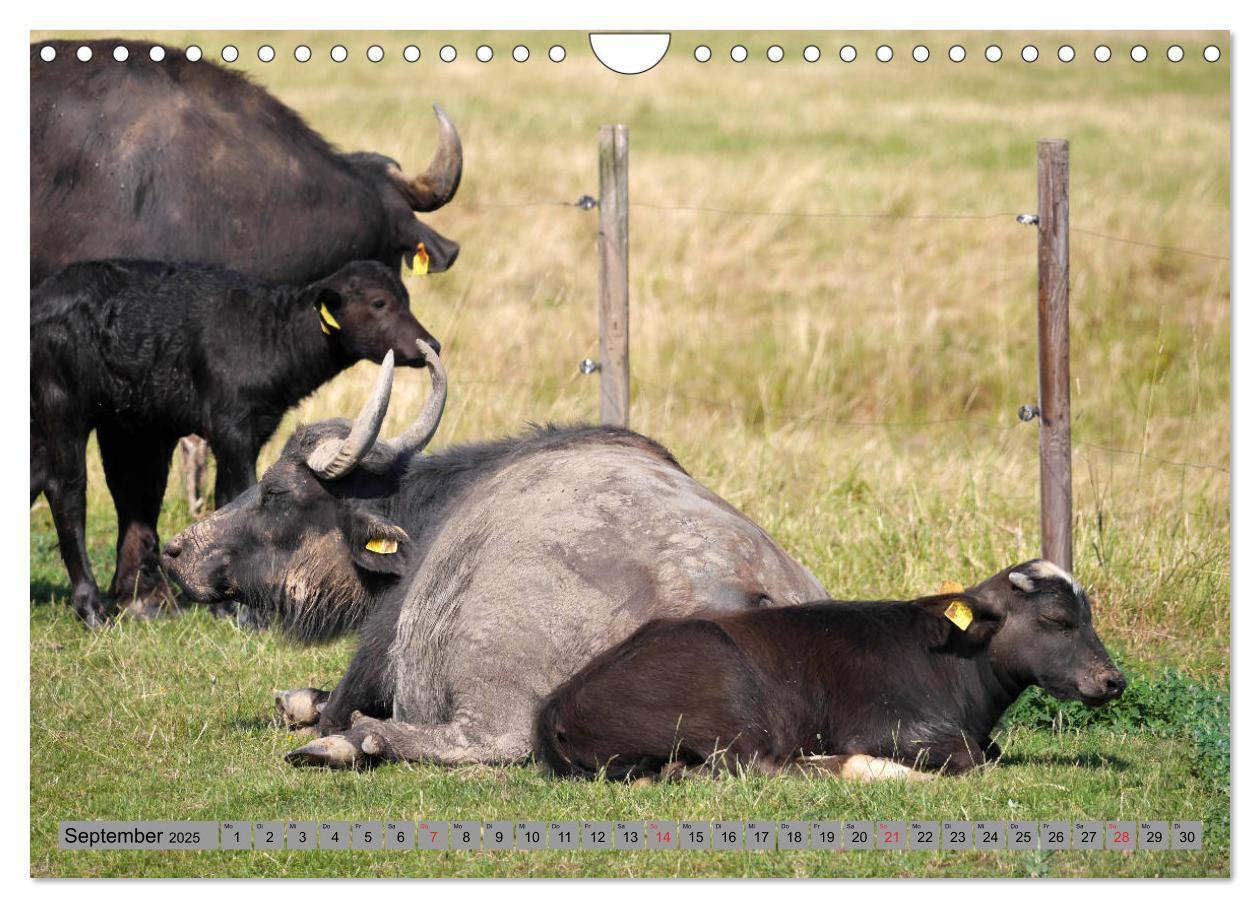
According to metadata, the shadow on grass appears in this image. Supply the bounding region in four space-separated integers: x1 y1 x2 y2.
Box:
997 752 1132 771
30 579 70 608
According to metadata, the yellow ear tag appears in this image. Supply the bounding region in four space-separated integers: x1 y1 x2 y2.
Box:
943 600 974 631
405 242 429 277
365 537 398 555
319 302 341 332
939 580 965 595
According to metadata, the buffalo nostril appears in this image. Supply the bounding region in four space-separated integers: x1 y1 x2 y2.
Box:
1104 673 1126 694
428 337 442 357
163 540 182 559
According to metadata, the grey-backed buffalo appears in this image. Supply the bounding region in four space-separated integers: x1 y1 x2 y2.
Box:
162 352 827 767
536 561 1126 781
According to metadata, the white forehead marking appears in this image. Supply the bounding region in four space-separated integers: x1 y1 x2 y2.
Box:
1028 560 1085 600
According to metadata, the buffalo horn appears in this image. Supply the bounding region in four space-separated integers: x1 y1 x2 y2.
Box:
306 351 396 479
391 104 463 212
382 338 447 459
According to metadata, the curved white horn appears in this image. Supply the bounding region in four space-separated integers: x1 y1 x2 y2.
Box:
306 351 395 479
390 104 463 212
381 339 447 459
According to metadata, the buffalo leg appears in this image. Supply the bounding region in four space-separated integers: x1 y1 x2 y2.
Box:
793 754 936 782
209 437 257 508
205 437 267 628
289 685 535 769
178 435 209 516
41 429 106 628
98 426 179 619
31 428 48 506
287 714 532 769
314 645 396 736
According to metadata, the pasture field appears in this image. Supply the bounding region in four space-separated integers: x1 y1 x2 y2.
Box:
29 30 1230 877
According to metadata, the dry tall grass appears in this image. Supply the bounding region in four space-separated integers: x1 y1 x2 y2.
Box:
34 30 1230 673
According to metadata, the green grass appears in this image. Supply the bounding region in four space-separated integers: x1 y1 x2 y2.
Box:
29 492 1230 878
29 595 1227 878
29 28 1230 877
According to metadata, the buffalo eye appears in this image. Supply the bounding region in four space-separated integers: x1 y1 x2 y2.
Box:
371 298 387 311
259 485 288 508
1039 614 1076 632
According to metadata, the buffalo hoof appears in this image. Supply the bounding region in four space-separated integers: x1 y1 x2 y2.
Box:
72 588 110 630
276 688 329 729
77 605 108 631
344 716 396 761
286 735 363 769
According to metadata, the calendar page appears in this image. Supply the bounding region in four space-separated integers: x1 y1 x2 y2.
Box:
27 26 1229 880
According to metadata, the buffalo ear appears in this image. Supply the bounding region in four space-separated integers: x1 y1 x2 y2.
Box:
315 285 346 313
340 507 410 577
917 592 1002 644
312 286 347 335
411 220 460 273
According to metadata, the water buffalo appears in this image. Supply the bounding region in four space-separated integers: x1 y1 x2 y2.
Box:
536 561 1126 781
31 39 461 286
162 350 828 767
32 258 438 627
31 38 463 518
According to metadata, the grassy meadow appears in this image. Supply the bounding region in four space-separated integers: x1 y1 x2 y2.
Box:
29 30 1230 877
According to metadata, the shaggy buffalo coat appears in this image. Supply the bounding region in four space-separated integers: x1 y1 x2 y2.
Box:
31 259 437 626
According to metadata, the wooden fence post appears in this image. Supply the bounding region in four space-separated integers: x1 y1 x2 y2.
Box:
1037 138 1072 572
598 124 630 427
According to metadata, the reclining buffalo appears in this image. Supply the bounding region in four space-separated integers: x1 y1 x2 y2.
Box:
162 346 828 767
535 560 1127 781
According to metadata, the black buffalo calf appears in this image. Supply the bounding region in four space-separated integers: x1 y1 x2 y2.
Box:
31 259 439 627
535 560 1126 781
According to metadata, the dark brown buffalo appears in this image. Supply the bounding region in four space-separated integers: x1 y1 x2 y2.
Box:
535 560 1126 781
31 39 462 287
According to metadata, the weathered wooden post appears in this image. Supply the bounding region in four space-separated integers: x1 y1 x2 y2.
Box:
597 124 630 427
1036 138 1072 571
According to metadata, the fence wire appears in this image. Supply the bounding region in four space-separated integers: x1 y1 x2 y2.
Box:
452 198 1230 263
636 378 1228 476
450 372 1228 478
445 193 1229 477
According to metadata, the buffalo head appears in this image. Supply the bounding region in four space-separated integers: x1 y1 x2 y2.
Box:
162 342 446 641
345 105 463 275
958 560 1127 707
310 261 440 367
